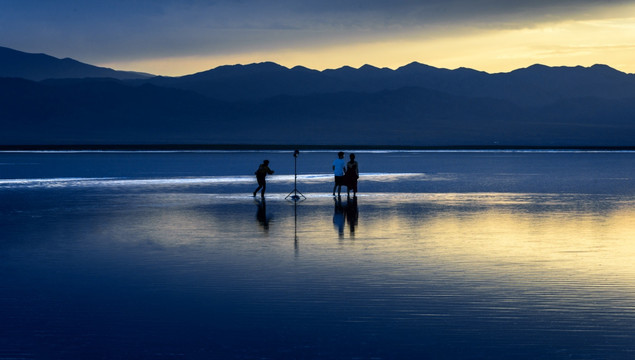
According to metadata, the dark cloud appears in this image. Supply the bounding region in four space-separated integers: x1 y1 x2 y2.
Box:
1 0 632 62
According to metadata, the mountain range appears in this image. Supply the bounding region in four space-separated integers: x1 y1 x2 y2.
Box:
1 45 635 147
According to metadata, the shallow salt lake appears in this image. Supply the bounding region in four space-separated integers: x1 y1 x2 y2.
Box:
1 150 635 359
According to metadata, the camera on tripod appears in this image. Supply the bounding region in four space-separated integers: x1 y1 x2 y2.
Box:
286 149 306 201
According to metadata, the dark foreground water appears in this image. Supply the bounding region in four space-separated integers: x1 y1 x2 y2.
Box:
1 150 635 359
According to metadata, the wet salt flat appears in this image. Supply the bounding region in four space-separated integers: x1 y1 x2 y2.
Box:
1 150 635 359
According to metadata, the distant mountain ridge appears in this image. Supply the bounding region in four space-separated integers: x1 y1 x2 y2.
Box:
0 46 153 81
139 61 635 107
1 46 635 146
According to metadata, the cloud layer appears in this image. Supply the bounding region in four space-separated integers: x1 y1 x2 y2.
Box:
1 1 628 55
2 0 635 74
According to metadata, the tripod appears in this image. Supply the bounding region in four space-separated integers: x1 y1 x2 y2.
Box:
286 150 306 201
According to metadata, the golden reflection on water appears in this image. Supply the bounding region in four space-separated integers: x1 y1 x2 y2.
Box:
95 192 635 293
295 193 635 290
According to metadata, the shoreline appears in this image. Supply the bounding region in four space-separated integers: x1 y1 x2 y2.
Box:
2 144 635 152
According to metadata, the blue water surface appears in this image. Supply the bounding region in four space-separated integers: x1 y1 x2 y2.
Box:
1 150 635 359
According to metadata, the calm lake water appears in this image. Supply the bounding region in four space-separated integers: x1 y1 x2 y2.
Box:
1 150 635 359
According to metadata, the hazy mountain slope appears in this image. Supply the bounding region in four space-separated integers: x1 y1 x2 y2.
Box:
0 78 234 144
2 46 635 146
2 77 635 146
0 46 153 80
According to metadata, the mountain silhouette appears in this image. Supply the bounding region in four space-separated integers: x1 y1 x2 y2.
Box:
0 46 153 81
1 46 635 147
138 61 635 107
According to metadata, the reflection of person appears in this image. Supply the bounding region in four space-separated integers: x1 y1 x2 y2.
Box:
253 160 274 197
344 153 359 197
333 196 345 237
333 197 359 237
346 196 358 234
332 151 346 196
256 198 269 230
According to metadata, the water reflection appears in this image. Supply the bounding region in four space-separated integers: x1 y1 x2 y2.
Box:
255 198 270 231
333 196 359 237
293 201 299 255
346 196 358 235
333 196 345 236
3 190 635 359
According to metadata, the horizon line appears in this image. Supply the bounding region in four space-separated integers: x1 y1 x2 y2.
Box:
4 45 631 78
127 61 628 79
2 144 635 152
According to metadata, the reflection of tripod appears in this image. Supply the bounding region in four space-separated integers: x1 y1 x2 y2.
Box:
286 150 306 201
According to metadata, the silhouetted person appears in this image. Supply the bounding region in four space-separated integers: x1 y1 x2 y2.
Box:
253 160 274 197
345 153 359 197
332 151 346 196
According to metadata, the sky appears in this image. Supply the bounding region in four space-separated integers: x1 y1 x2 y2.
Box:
2 0 635 76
